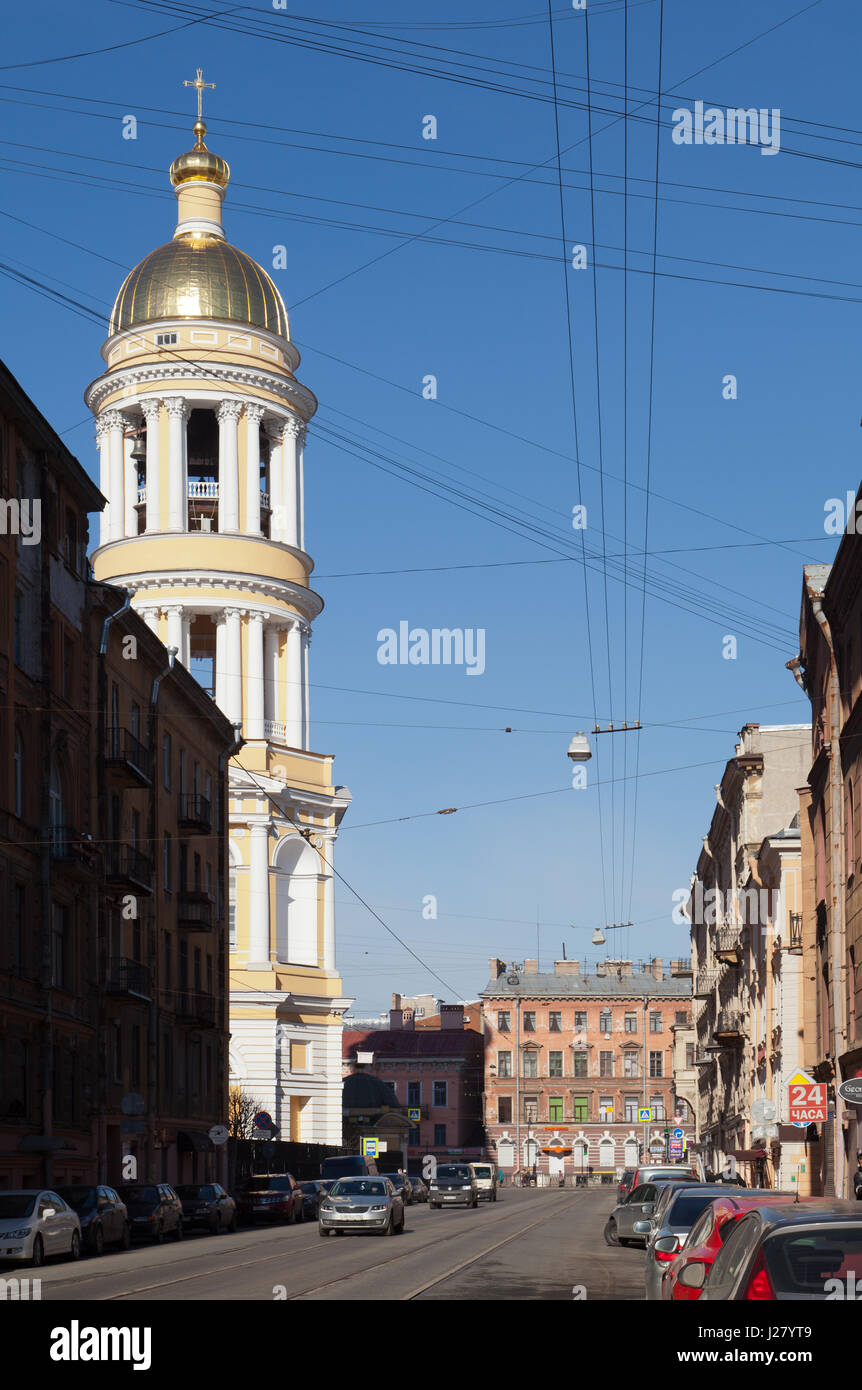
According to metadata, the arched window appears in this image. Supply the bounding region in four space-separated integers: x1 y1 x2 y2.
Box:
573 1140 588 1172
273 835 320 966
847 778 855 881
49 760 64 846
497 1139 514 1170
229 865 237 949
13 730 23 818
624 1139 639 1167
598 1138 615 1172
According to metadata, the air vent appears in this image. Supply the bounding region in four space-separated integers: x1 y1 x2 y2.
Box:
507 974 519 985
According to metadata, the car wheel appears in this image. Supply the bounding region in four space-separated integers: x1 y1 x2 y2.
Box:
287 1203 296 1225
472 1197 478 1208
70 1231 81 1261
210 1214 219 1235
491 1192 497 1202
153 1224 164 1244
396 1215 405 1233
30 1235 44 1268
120 1222 132 1250
174 1220 184 1241
430 1202 439 1210
382 1215 394 1236
318 1226 330 1238
91 1224 104 1257
227 1214 238 1234
603 1219 619 1247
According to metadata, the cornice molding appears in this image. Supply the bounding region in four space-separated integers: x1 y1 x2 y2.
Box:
85 359 317 421
96 568 323 622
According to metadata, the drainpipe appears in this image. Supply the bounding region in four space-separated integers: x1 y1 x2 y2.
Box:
810 596 847 1198
515 989 521 1176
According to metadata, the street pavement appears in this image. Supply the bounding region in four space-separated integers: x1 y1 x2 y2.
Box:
15 1189 646 1301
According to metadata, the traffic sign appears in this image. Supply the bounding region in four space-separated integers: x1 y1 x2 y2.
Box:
751 1098 777 1124
407 1107 421 1123
838 1077 862 1106
669 1138 685 1159
362 1137 379 1157
208 1124 229 1146
638 1107 652 1123
253 1110 273 1131
672 1127 684 1140
787 1070 827 1123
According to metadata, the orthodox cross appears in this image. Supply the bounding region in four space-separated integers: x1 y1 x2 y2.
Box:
183 68 215 121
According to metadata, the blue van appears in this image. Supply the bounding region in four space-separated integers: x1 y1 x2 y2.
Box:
321 1154 379 1180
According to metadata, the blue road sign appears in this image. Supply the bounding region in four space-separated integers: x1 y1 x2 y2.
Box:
672 1127 684 1139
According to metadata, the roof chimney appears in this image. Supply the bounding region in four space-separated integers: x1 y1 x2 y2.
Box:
524 959 538 974
554 960 581 975
488 957 506 979
650 957 664 981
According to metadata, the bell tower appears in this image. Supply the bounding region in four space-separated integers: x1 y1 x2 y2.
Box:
87 75 352 1144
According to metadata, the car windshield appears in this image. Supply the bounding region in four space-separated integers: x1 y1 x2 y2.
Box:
117 1187 158 1204
668 1192 728 1227
0 1194 37 1219
473 1167 493 1178
763 1227 862 1294
321 1160 368 1178
299 1183 319 1194
54 1187 95 1212
176 1185 210 1199
244 1177 291 1192
437 1166 470 1180
330 1180 387 1197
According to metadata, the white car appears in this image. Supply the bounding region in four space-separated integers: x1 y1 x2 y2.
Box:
0 1190 82 1267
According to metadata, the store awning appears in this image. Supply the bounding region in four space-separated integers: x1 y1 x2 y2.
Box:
17 1135 76 1153
177 1129 213 1153
729 1149 768 1161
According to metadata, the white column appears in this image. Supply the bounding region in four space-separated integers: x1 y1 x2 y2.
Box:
264 625 279 725
180 610 191 669
214 615 227 712
245 404 264 536
96 416 112 544
301 624 311 750
225 607 243 728
166 606 183 656
106 410 125 543
141 399 161 534
322 837 336 971
248 821 271 966
247 611 265 739
285 619 303 748
164 397 188 531
217 400 241 532
269 427 285 543
281 417 301 548
141 607 160 635
297 422 306 551
123 427 137 538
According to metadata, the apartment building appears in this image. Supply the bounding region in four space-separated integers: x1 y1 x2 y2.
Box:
480 957 694 1180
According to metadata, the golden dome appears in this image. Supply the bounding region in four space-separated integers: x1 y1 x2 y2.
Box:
109 233 289 338
170 119 230 189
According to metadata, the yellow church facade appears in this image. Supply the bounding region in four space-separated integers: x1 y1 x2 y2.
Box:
88 100 351 1144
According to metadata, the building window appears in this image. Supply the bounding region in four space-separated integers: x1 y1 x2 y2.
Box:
163 833 171 892
62 631 75 701
675 1010 688 1025
599 1009 612 1033
599 1051 614 1077
179 749 187 795
64 510 78 572
433 1081 447 1107
685 1042 695 1068
497 1011 510 1031
548 1096 563 1123
433 1124 446 1146
623 1051 639 1078
407 1080 421 1107
573 1050 587 1077
599 1096 614 1121
650 1094 665 1120
523 1011 536 1032
574 1011 587 1031
13 730 23 818
163 934 171 985
51 904 70 989
649 1051 663 1078
163 733 172 790
624 1011 637 1033
624 1095 639 1122
11 884 25 972
649 1011 662 1033
408 1126 420 1145
290 1043 308 1071
572 1095 589 1122
497 1050 512 1079
156 332 178 346
549 1011 562 1032
523 1096 538 1123
498 1096 512 1123
523 1050 538 1078
13 591 22 666
229 866 237 948
549 1050 563 1078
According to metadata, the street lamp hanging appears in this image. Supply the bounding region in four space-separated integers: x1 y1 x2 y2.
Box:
567 733 592 762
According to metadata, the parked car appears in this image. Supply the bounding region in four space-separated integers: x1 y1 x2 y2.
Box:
116 1184 184 1243
408 1177 429 1203
320 1154 378 1181
604 1180 685 1248
54 1186 131 1256
641 1185 734 1299
235 1174 304 1225
617 1164 698 1204
469 1162 498 1202
428 1163 479 1209
175 1183 237 1235
0 1190 81 1268
298 1181 328 1221
318 1177 404 1236
662 1192 800 1301
696 1201 862 1301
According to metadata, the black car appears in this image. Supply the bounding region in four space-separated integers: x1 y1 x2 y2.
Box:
235 1174 304 1224
298 1181 328 1220
53 1186 131 1256
428 1163 479 1209
115 1183 184 1243
176 1183 237 1235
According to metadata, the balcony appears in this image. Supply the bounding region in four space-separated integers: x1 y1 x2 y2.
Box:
106 957 151 1001
264 719 287 744
178 891 215 931
105 845 154 895
714 927 742 964
694 1048 715 1066
714 1011 747 1043
104 726 152 787
788 912 803 954
175 991 217 1027
178 793 212 834
49 824 98 871
693 971 718 999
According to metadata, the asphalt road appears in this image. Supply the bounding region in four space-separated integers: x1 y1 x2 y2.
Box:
15 1189 646 1301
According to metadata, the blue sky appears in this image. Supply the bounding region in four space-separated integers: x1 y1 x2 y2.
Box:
2 0 857 1010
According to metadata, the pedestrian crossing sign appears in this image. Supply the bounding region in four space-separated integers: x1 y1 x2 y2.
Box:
408 1108 421 1122
638 1107 652 1122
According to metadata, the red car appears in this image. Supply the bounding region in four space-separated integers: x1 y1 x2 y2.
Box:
235 1174 304 1225
662 1192 799 1300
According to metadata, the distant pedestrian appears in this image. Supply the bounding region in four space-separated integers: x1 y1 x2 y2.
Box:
854 1155 862 1200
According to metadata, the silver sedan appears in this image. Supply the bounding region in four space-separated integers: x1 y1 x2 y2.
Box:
0 1189 82 1267
318 1177 405 1237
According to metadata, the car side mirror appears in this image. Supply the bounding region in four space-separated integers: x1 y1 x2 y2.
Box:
42 1208 55 1218
654 1235 679 1254
641 1202 655 1216
633 1220 651 1234
677 1261 707 1289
